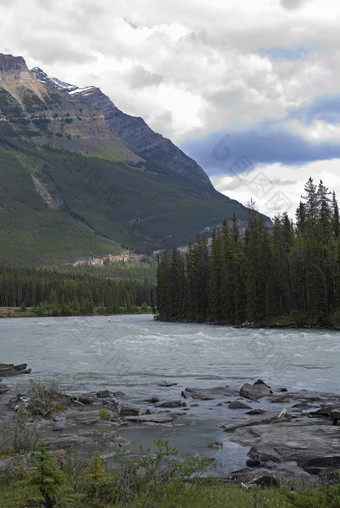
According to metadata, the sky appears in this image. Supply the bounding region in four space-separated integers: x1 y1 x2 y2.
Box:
1 0 340 218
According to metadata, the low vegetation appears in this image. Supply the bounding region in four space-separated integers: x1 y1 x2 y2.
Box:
0 437 339 507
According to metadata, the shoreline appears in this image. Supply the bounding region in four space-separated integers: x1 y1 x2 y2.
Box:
1 363 340 486
0 306 153 319
155 316 340 332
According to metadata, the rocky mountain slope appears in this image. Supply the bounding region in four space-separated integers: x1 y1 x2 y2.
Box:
32 67 213 190
0 53 266 266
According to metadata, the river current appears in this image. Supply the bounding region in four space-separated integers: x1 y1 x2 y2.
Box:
1 314 339 471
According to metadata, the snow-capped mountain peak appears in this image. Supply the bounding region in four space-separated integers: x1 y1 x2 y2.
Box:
31 67 78 93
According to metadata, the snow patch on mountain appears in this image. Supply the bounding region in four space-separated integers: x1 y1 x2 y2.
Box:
31 67 78 93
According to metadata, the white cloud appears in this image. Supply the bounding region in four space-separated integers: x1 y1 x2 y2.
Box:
287 119 340 143
211 159 340 219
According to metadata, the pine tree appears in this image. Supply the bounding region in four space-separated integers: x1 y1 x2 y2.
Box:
209 227 226 321
29 442 65 508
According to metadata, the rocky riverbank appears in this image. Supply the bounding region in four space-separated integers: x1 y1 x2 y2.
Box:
0 364 339 488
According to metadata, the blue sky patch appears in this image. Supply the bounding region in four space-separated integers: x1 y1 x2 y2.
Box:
289 94 340 125
259 44 321 61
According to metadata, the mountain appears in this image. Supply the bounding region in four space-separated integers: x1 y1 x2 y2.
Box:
32 67 212 190
0 53 266 267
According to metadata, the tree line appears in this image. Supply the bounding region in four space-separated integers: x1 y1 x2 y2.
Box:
155 178 340 327
0 266 154 316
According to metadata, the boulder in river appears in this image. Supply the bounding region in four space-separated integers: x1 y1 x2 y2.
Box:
0 363 31 377
330 408 340 425
222 411 284 432
96 390 112 398
156 400 182 408
78 393 97 405
181 386 238 400
124 413 176 423
120 406 140 417
239 379 272 401
228 401 252 410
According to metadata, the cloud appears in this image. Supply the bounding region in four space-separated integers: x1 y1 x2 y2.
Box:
126 65 163 89
280 0 312 10
211 159 340 218
180 93 340 174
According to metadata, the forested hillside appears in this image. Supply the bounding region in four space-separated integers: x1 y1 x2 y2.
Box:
155 178 340 327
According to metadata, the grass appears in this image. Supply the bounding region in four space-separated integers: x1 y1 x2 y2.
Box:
0 436 339 507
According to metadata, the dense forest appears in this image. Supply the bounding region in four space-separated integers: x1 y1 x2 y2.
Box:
155 178 340 327
0 266 153 316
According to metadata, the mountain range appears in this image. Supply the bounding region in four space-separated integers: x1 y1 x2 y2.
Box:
0 53 266 267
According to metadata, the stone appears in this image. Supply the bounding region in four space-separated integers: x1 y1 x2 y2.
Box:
181 386 237 400
78 393 97 405
229 419 340 478
208 441 223 449
124 413 176 423
0 363 31 377
239 380 272 401
229 401 252 410
146 396 160 403
330 408 340 425
246 457 261 467
96 390 112 398
222 411 285 432
254 473 280 487
120 406 140 417
271 396 290 403
246 409 267 415
157 381 178 387
156 400 182 408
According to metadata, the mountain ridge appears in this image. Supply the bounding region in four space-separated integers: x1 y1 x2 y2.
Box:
32 66 213 189
0 52 267 267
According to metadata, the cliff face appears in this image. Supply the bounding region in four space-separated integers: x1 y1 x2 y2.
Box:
0 54 27 73
32 66 213 189
0 55 140 162
70 86 213 189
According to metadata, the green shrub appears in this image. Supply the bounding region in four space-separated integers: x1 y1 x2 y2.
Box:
99 409 112 421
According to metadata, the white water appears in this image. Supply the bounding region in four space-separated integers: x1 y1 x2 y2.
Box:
1 314 339 470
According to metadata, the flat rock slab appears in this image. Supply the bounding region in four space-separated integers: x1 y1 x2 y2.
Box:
124 413 176 423
229 420 340 476
229 400 252 410
120 406 140 417
0 363 31 377
157 381 178 387
222 411 281 431
156 400 182 408
181 386 237 400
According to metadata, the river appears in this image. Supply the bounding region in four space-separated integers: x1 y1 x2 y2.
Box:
1 314 339 471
